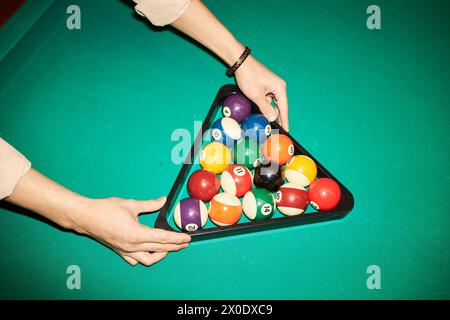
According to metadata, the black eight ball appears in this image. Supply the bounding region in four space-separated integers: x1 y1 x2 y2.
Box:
253 161 284 192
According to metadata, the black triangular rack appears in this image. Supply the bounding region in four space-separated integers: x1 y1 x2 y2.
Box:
155 84 354 241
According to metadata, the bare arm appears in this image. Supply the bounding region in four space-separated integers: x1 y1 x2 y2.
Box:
5 169 191 266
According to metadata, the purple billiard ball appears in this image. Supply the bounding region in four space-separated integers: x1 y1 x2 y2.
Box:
173 198 208 232
222 94 252 123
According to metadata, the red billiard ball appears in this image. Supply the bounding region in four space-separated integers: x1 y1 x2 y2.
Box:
187 169 220 202
276 182 309 216
307 178 341 211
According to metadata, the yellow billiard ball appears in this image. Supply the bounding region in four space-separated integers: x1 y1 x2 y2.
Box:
200 142 231 174
283 155 317 187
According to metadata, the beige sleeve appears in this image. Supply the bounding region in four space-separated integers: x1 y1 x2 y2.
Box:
133 0 191 26
0 138 31 200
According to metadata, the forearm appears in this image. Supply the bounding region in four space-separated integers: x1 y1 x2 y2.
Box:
171 0 245 66
5 168 86 231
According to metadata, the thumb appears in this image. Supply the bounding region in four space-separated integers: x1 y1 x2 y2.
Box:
254 96 278 122
133 196 167 214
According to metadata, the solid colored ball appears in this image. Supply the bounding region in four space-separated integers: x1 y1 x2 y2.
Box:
222 94 252 123
220 164 253 198
208 192 242 226
232 137 262 169
284 155 317 187
173 198 208 232
210 117 242 148
200 142 231 174
243 188 276 221
262 133 294 165
275 182 309 216
187 169 220 202
253 161 284 192
241 114 271 143
308 178 341 211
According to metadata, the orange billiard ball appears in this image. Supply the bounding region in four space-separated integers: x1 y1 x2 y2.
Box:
262 133 294 165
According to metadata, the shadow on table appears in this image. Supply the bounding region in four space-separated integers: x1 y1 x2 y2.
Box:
118 0 226 68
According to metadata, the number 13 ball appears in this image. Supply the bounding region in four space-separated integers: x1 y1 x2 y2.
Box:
200 142 231 174
173 198 208 232
243 188 276 221
209 193 242 226
307 178 341 211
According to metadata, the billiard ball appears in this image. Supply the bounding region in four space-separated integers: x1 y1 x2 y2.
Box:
242 188 276 221
307 178 341 211
241 114 271 143
173 198 208 232
232 137 262 169
262 133 294 165
220 164 253 197
188 169 220 202
210 117 242 148
200 142 231 174
253 161 284 192
275 183 309 216
208 192 242 226
222 94 252 123
284 155 317 187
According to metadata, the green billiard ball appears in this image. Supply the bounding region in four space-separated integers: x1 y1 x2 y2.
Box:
232 137 262 169
242 188 276 221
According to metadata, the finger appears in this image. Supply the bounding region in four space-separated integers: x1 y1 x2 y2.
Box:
133 242 189 253
133 196 167 213
254 96 278 122
136 225 191 244
273 85 289 131
121 255 139 266
265 94 280 119
130 251 168 267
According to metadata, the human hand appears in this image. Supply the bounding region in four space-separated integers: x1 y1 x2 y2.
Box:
72 196 191 266
235 56 289 131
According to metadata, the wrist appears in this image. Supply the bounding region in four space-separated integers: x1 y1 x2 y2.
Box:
59 194 92 233
223 40 246 67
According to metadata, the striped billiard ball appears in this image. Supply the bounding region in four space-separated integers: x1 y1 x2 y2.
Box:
242 188 276 221
208 192 243 226
173 198 209 232
275 183 309 216
220 164 253 198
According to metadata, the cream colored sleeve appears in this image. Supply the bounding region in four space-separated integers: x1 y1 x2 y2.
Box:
0 138 31 200
133 0 191 26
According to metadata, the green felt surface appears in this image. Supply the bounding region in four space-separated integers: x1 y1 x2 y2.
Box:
0 0 449 299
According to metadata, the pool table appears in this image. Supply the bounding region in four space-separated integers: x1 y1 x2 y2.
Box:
0 0 449 299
